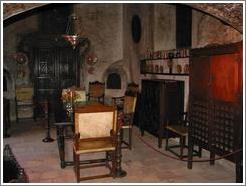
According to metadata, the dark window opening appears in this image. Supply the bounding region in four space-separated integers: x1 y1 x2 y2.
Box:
107 73 121 89
176 5 192 48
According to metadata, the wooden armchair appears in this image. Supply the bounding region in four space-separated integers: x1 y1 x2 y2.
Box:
87 81 105 103
73 103 118 182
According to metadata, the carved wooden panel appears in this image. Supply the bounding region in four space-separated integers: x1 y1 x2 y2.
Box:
37 48 55 77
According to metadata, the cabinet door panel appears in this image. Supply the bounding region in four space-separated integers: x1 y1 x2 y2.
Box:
141 80 161 134
190 56 210 98
140 80 184 137
163 81 184 123
34 47 58 102
210 54 239 102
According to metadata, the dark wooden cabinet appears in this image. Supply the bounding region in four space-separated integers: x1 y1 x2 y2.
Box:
188 42 243 182
139 79 184 148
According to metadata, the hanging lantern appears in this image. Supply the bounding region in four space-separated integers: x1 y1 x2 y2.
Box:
62 14 81 49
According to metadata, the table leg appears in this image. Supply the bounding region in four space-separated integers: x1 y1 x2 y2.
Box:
115 128 127 177
57 127 66 168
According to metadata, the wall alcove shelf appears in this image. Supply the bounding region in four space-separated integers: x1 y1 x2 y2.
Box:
140 49 190 76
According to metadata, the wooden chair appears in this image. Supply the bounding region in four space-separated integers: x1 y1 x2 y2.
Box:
15 86 36 122
165 112 201 159
112 83 139 111
112 83 139 150
125 82 139 97
120 96 137 150
113 95 137 150
87 81 105 103
73 103 117 182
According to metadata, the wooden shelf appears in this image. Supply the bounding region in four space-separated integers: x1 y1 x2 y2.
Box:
140 56 189 61
140 49 190 76
140 72 189 76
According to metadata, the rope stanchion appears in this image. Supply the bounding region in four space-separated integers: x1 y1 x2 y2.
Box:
134 130 242 163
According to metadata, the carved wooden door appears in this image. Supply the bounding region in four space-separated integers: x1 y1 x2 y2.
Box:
33 42 80 114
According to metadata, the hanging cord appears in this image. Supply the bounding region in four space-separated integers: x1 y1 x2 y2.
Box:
134 130 242 162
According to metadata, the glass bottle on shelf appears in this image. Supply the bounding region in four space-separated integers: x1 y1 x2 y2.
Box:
168 52 174 73
160 65 164 73
167 59 173 73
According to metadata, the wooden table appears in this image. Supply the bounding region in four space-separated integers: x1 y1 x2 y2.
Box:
53 101 127 177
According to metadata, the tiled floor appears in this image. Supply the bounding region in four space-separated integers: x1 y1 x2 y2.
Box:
3 119 236 183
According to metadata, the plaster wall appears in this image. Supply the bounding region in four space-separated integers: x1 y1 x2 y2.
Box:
74 4 154 102
3 14 38 121
4 14 38 77
153 4 176 51
74 4 123 92
123 4 154 86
